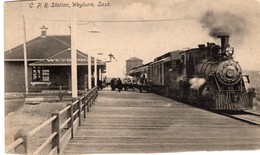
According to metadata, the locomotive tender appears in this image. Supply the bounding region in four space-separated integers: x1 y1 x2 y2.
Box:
129 36 255 110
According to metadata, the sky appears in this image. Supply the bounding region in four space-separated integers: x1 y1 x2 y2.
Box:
3 0 260 78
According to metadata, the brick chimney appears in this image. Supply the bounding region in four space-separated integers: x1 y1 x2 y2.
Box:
40 25 48 38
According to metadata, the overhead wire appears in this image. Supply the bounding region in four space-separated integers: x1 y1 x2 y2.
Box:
24 17 200 23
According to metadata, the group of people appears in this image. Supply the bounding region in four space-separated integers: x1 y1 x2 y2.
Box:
110 78 123 92
97 77 135 92
110 77 138 92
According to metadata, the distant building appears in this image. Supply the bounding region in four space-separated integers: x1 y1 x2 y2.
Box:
4 27 106 92
126 57 143 75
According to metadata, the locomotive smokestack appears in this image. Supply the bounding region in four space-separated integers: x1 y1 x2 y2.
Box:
218 35 230 51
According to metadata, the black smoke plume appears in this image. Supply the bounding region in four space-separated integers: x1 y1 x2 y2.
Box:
200 10 247 39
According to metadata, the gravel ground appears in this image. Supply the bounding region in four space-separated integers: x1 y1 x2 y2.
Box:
4 99 24 116
5 101 69 147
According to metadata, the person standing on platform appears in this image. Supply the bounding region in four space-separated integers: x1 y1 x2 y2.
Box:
111 78 115 91
117 78 122 92
97 80 103 91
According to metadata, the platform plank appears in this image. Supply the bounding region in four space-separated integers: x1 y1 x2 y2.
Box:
62 88 260 154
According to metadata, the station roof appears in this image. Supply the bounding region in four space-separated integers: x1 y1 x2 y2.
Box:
5 35 71 61
4 35 105 66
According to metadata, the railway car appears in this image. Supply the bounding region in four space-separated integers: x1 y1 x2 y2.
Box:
130 35 255 110
129 62 151 92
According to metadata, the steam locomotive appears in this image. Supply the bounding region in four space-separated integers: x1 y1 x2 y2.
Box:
129 36 255 110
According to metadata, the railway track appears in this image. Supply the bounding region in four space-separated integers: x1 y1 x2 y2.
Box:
217 110 260 126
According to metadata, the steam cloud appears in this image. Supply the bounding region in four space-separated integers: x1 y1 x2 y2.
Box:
189 77 206 90
200 10 247 38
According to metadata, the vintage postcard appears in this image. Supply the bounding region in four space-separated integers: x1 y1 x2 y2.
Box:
3 0 260 154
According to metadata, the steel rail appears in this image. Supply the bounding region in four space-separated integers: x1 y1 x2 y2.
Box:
219 112 260 126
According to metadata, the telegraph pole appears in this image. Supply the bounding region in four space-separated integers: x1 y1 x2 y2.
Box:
22 15 29 94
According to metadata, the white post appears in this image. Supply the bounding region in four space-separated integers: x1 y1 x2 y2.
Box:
88 54 92 90
99 68 102 81
94 57 97 86
71 19 78 100
22 15 29 94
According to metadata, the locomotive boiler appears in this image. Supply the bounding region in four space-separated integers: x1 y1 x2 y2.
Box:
129 35 255 110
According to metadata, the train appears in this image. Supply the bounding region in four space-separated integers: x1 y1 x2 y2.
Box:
129 35 255 110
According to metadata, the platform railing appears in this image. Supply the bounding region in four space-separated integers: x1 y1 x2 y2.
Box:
6 86 98 155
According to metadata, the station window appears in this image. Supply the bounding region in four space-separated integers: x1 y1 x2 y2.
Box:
32 67 50 82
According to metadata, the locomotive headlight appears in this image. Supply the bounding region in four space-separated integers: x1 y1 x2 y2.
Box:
225 47 234 57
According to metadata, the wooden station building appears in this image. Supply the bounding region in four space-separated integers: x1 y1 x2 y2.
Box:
4 28 106 93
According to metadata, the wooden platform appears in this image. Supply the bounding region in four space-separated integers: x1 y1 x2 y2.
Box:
62 88 260 154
